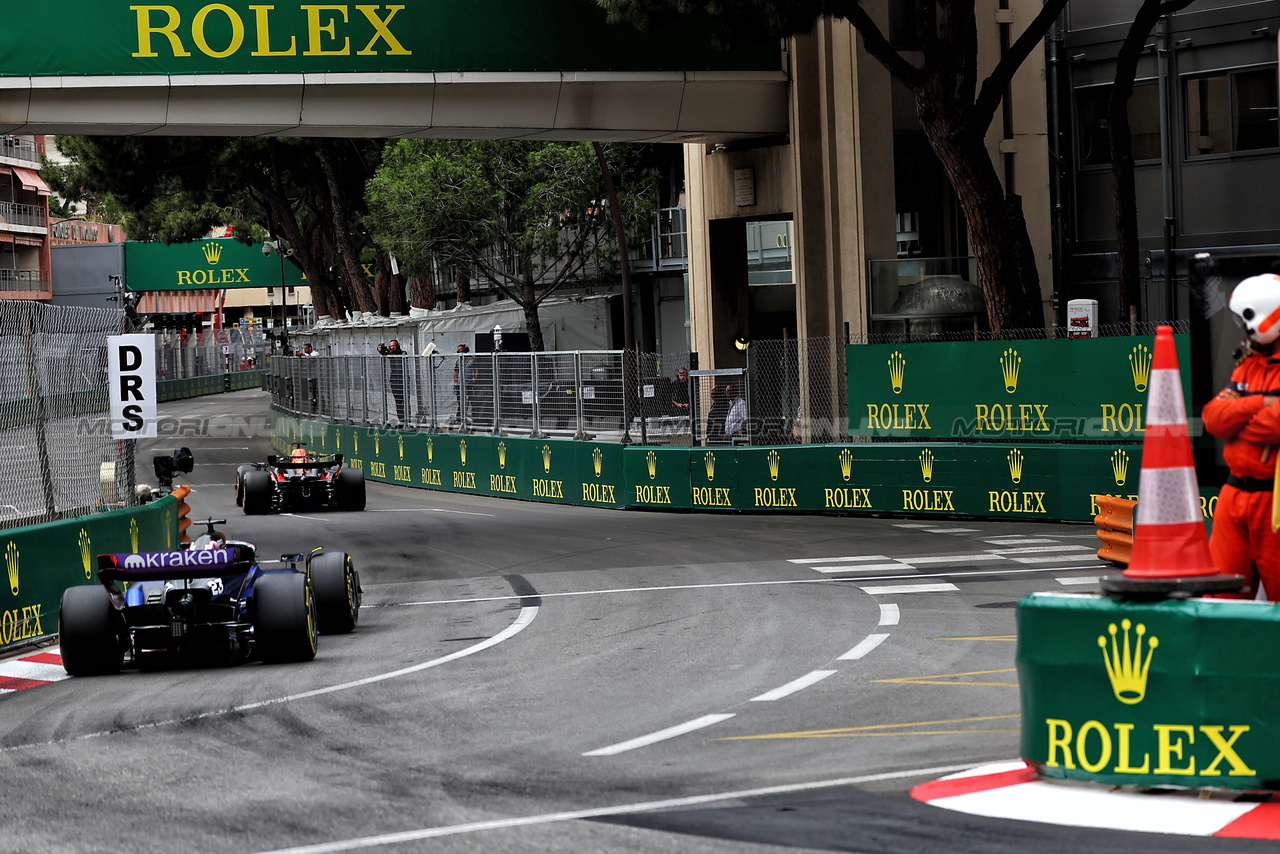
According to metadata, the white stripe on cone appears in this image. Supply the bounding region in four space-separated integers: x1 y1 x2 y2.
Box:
1143 369 1188 426
1135 467 1204 526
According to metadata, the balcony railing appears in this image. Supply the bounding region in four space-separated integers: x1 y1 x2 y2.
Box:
631 206 688 273
0 137 39 166
0 202 48 229
0 270 51 292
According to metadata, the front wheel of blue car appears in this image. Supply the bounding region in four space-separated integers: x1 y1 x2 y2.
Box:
312 551 360 634
59 585 123 676
254 573 318 663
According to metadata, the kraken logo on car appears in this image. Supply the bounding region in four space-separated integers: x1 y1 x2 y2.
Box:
542 444 552 474
592 447 602 478
1099 619 1157 705
498 441 507 469
130 518 139 553
1112 449 1129 486
1000 348 1021 393
79 529 92 579
919 449 935 483
768 449 780 482
888 351 905 395
6 542 18 595
840 448 853 482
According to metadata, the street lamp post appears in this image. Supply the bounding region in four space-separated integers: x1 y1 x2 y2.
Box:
263 239 291 355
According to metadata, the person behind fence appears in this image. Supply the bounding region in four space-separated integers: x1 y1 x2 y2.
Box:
705 384 730 444
725 382 747 438
302 342 317 357
382 339 407 423
670 367 690 416
453 344 475 424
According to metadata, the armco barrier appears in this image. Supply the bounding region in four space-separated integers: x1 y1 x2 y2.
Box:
0 494 179 653
159 369 266 402
272 411 1219 527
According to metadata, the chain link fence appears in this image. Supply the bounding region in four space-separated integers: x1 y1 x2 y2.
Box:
156 340 270 380
0 300 136 530
849 319 1190 345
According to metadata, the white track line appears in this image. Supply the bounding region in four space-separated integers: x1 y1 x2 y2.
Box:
839 633 889 660
987 545 1092 555
878 603 900 626
814 563 912 573
583 714 735 757
1056 576 1101 586
251 763 979 854
788 555 889 564
906 555 1007 565
859 582 958 595
923 528 979 534
750 670 837 702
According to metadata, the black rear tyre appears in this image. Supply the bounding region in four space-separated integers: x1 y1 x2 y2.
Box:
242 470 273 515
311 551 360 634
335 467 366 511
235 464 256 506
254 572 317 663
59 586 123 676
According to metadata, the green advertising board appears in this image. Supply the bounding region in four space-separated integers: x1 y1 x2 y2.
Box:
0 496 178 653
847 335 1190 442
1 0 778 79
126 239 306 292
1019 593 1280 790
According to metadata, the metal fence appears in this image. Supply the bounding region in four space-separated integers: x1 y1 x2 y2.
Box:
0 300 136 529
156 340 269 380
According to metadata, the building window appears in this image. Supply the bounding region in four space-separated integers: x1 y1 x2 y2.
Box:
1075 82 1162 167
1185 67 1279 157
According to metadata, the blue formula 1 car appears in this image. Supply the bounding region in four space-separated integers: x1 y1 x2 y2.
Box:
58 520 361 676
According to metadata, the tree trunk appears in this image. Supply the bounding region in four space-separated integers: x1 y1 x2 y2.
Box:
317 149 378 315
922 120 1043 330
408 273 435 311
521 277 544 351
455 264 471 305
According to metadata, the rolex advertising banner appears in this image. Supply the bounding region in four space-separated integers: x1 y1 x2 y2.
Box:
126 239 306 292
847 335 1191 442
0 0 779 79
0 496 178 653
1019 593 1280 790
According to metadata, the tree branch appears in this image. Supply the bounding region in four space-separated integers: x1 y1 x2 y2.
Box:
830 0 925 90
973 0 1070 128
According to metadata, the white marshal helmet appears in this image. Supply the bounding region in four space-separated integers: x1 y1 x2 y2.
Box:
1229 274 1280 346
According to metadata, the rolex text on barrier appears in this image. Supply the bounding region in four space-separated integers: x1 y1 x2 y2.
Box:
1018 593 1280 790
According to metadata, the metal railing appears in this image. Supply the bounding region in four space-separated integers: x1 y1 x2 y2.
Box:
631 206 688 273
0 201 48 229
0 270 50 292
155 341 269 381
0 137 39 165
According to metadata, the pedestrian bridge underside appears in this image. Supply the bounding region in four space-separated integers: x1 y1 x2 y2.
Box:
0 1 788 141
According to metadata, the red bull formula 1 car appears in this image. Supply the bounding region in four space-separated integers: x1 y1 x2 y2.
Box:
235 444 366 515
58 519 361 675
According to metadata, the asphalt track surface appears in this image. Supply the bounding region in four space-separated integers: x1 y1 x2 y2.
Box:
3 390 1272 853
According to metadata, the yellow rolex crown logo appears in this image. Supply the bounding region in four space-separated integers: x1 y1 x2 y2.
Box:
202 242 222 264
5 541 17 596
1099 619 1157 705
1007 449 1024 484
354 432 359 454
427 437 433 463
498 441 507 469
768 449 780 482
705 451 716 482
375 434 380 455
460 439 467 466
592 447 603 478
888 351 906 395
1000 348 1021 393
1111 449 1129 486
130 518 139 553
398 435 404 460
336 431 341 451
646 450 657 480
542 444 552 474
919 449 934 483
80 529 92 579
1130 344 1152 393
839 448 853 482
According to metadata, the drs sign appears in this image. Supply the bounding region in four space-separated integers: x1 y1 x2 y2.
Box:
108 334 157 438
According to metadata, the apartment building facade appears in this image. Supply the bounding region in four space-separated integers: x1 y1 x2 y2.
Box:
0 134 51 299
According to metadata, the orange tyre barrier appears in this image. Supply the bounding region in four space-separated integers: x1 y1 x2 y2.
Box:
172 484 192 545
1094 495 1136 566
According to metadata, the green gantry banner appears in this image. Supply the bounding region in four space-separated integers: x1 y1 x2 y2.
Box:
126 239 307 292
1019 593 1280 790
0 0 778 78
846 334 1191 442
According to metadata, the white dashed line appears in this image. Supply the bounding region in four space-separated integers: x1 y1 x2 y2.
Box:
859 582 959 595
750 670 837 702
814 563 913 573
986 545 1093 555
983 538 1058 545
1056 576 1101 586
788 555 890 564
878 603 900 626
583 714 735 757
839 633 889 660
922 528 979 534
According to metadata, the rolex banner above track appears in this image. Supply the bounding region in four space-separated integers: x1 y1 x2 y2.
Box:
847 335 1190 442
125 239 307 292
1018 593 1280 790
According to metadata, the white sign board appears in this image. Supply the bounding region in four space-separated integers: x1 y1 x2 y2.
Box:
108 334 157 438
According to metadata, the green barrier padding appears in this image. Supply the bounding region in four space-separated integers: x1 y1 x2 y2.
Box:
159 370 267 402
0 495 178 652
847 334 1189 442
1018 593 1280 790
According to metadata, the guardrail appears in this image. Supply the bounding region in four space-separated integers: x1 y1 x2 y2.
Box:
0 201 47 228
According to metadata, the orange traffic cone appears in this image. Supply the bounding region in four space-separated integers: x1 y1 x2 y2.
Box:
1123 326 1218 578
